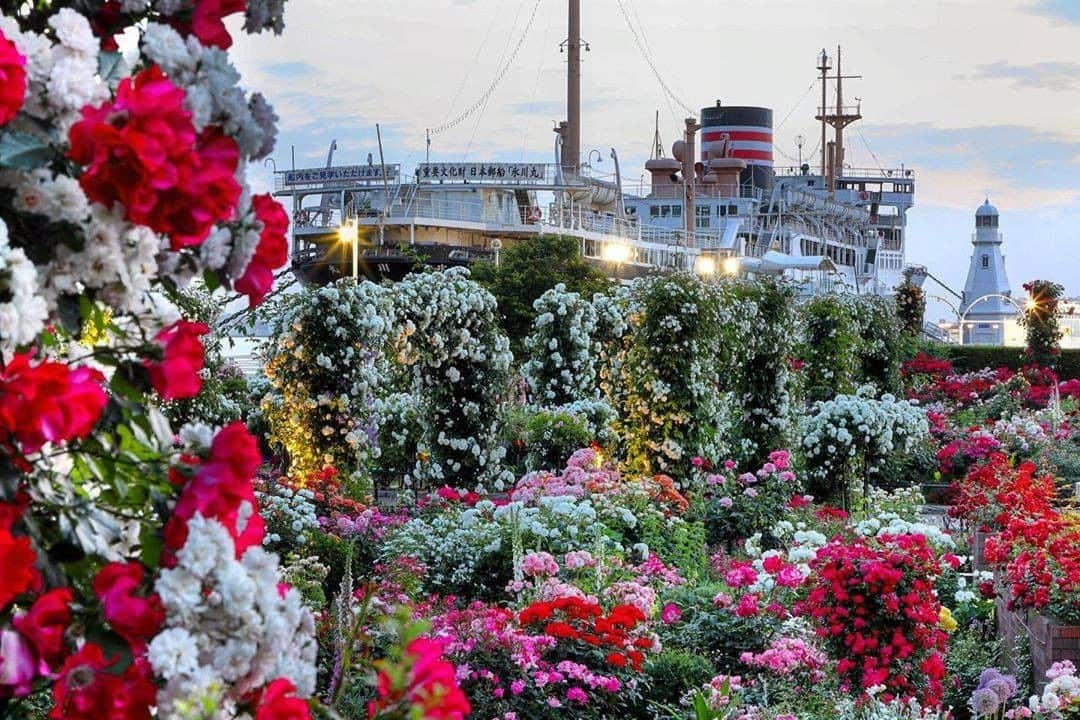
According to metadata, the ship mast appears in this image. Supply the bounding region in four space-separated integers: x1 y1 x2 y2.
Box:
564 0 582 177
815 46 862 196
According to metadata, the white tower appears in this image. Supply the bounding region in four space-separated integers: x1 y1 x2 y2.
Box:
960 199 1015 345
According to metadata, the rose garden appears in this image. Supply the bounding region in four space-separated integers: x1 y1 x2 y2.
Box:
1 3 1080 720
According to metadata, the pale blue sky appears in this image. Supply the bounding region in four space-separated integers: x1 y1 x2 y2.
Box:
230 0 1080 319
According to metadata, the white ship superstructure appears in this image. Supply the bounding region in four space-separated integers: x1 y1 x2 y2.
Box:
274 3 915 295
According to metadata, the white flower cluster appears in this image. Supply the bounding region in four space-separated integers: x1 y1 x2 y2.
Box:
140 23 278 160
0 9 109 133
802 386 929 483
383 495 608 595
853 514 955 550
522 283 600 405
391 268 513 489
150 515 317 716
0 218 47 349
1028 661 1080 714
255 484 319 547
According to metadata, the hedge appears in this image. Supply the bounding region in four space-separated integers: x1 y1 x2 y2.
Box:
934 345 1080 379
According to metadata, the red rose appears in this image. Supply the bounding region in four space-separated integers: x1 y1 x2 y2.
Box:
93 562 165 652
165 422 265 557
174 0 247 49
0 353 108 455
255 678 310 720
235 194 289 306
50 644 155 720
12 588 73 676
144 320 209 400
68 66 240 250
0 521 40 611
0 29 26 126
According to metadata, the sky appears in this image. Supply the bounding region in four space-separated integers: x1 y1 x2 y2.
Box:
228 0 1080 321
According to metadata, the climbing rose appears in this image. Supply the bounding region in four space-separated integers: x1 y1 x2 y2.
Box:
93 563 164 652
50 645 155 720
235 194 289 306
0 505 38 611
12 588 73 677
164 421 264 557
144 320 209 400
68 65 241 249
0 354 107 455
0 29 26 126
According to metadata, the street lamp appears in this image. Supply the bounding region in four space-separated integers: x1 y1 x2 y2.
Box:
600 241 631 265
721 256 741 276
695 255 717 277
338 220 359 282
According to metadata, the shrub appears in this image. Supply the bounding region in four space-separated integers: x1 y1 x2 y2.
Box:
644 649 716 709
1020 279 1065 369
798 295 860 403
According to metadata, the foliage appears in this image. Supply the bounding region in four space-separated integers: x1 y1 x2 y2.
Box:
161 283 252 428
853 294 904 395
644 649 717 710
389 268 513 491
1020 279 1065 369
726 278 798 466
799 294 861 403
896 273 928 338
261 279 391 477
471 234 612 358
609 273 726 476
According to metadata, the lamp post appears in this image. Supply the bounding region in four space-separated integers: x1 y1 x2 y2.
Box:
338 220 359 282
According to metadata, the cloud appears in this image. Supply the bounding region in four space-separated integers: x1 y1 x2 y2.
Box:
972 61 1080 91
261 61 316 78
1028 0 1080 23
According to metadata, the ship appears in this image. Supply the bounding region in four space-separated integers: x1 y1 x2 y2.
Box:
272 2 915 296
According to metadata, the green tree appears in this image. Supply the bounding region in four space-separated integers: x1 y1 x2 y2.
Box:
471 234 611 358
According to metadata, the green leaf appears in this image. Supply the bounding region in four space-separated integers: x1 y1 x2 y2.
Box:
203 268 222 292
98 51 127 90
0 130 51 170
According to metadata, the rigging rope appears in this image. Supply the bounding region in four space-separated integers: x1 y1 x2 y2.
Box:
615 0 696 117
429 0 544 136
856 126 888 174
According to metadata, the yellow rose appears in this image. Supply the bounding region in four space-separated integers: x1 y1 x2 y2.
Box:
939 606 958 633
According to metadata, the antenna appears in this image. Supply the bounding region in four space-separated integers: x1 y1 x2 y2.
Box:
651 109 665 160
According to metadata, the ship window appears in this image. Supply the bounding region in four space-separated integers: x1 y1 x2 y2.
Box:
650 206 660 218
672 205 682 218
696 205 710 217
718 205 726 216
661 205 671 218
728 204 738 215
981 254 989 268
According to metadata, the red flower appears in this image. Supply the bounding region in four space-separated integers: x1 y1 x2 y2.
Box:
68 66 240 250
0 519 39 611
50 644 155 720
370 638 470 720
93 563 165 652
255 678 310 720
169 0 247 49
165 422 265 557
12 588 73 676
0 353 107 455
606 652 627 668
0 29 26 126
235 194 289 306
144 320 209 400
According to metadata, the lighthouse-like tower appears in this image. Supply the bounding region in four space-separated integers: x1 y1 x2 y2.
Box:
960 199 1015 345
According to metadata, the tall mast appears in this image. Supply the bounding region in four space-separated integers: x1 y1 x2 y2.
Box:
817 49 830 178
815 45 861 196
564 0 581 177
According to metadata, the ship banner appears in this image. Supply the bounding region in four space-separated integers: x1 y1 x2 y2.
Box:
281 165 400 186
416 162 550 184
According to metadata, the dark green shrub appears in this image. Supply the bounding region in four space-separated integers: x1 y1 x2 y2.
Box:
644 649 716 709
